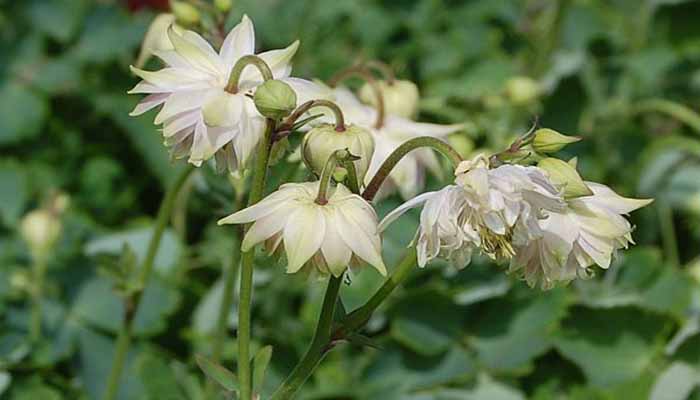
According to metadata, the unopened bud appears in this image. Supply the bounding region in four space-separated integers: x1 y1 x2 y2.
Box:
359 80 420 119
538 157 593 199
254 80 297 120
532 128 581 154
171 1 200 25
505 76 540 105
20 209 62 257
302 124 375 187
214 0 232 12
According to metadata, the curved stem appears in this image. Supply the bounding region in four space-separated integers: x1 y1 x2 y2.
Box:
365 60 396 85
225 55 274 94
102 164 195 400
362 137 463 201
328 66 385 129
282 100 346 133
335 248 417 336
315 150 350 205
237 120 274 400
633 98 700 136
269 275 343 400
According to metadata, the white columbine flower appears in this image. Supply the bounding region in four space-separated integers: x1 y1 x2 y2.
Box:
319 86 462 199
380 155 565 268
218 182 387 277
509 182 652 289
129 15 321 173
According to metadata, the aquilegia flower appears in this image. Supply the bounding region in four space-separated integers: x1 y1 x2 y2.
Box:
381 154 566 268
129 15 320 173
320 86 462 199
218 182 387 277
509 182 652 289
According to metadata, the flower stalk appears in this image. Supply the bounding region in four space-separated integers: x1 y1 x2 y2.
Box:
362 136 463 201
328 65 385 129
237 119 275 400
269 275 343 400
280 99 347 135
225 54 274 93
102 164 195 400
315 149 351 204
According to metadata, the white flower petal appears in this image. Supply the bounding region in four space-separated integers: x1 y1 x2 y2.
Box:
220 14 255 67
320 210 353 277
130 93 169 116
337 208 386 275
284 205 326 273
241 206 291 251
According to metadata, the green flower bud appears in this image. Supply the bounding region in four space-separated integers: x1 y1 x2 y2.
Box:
538 157 593 199
21 209 62 258
214 0 232 12
505 76 540 105
359 80 420 119
302 124 375 187
253 79 297 120
170 1 200 26
532 128 581 154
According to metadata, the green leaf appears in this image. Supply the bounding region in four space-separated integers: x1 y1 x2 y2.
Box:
0 371 9 397
252 345 273 393
0 161 28 226
137 353 188 400
471 289 568 372
195 354 239 392
555 307 666 387
24 0 88 42
649 362 700 400
0 83 48 145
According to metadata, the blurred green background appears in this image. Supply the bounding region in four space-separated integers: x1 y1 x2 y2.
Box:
2 0 700 399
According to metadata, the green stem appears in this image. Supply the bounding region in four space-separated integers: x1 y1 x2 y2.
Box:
658 202 680 268
335 248 417 335
328 65 385 129
281 99 347 133
633 99 700 136
340 158 361 194
315 150 350 205
238 120 274 400
362 137 463 201
269 275 343 400
30 256 48 342
225 55 274 94
102 165 195 400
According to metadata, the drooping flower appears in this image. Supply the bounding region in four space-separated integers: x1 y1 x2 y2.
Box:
218 182 387 277
129 15 322 173
318 85 462 199
359 79 420 119
380 154 566 268
509 182 652 289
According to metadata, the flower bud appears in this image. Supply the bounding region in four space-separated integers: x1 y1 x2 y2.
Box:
170 1 200 25
359 80 420 119
253 80 297 120
532 128 581 154
504 76 540 105
302 124 375 187
214 0 232 12
202 92 240 127
21 209 62 257
538 157 593 199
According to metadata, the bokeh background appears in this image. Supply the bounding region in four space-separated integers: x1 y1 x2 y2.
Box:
2 0 700 399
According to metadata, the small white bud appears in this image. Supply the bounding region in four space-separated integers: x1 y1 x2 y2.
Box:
302 124 375 187
504 76 540 105
359 80 420 119
171 1 200 25
214 0 232 12
20 209 62 257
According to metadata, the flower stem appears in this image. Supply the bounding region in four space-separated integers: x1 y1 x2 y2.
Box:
633 98 700 136
102 164 195 400
658 202 680 268
269 275 343 400
362 137 463 201
315 150 350 205
335 247 417 336
280 99 347 133
237 120 274 400
328 65 385 129
225 55 274 94
365 60 396 85
29 255 48 342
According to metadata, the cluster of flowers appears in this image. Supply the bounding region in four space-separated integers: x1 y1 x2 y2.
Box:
131 15 651 289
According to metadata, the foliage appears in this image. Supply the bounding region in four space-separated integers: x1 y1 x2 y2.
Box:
2 0 700 399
